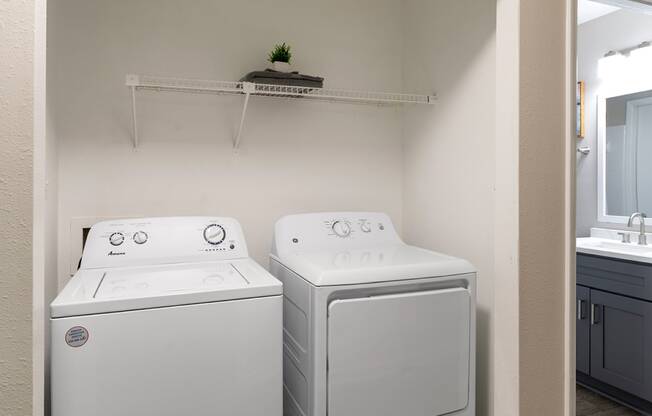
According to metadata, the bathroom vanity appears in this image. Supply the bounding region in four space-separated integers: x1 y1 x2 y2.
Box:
577 230 652 415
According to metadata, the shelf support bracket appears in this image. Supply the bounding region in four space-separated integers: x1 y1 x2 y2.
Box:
126 74 140 148
234 82 255 151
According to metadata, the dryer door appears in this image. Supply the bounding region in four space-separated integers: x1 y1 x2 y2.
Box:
327 287 470 416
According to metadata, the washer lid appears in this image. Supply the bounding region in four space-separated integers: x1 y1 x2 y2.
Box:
271 244 475 287
94 263 245 300
51 259 282 318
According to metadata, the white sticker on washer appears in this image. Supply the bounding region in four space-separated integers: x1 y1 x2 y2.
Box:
65 326 89 348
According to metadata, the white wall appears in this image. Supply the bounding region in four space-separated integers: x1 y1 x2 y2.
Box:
0 0 34 414
42 7 59 413
33 0 53 414
49 0 405 287
401 1 496 414
576 9 652 235
493 0 520 413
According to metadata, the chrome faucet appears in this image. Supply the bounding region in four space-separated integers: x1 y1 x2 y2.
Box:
628 212 648 245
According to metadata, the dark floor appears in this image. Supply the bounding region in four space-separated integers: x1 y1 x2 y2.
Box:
577 385 642 415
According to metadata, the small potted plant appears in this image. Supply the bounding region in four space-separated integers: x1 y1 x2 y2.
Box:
268 42 292 72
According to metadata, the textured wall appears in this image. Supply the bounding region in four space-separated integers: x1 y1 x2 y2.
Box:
519 0 568 414
0 0 34 415
495 0 571 414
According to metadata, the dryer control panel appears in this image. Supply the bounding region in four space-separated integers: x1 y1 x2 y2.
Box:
80 217 248 269
272 212 401 257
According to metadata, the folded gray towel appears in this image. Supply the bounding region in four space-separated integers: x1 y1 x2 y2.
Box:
240 69 324 88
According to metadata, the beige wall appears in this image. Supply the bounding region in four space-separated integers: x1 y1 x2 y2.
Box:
519 0 569 414
401 1 496 414
0 0 35 415
495 0 573 414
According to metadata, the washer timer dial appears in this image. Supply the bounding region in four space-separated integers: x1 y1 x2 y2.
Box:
332 221 352 238
203 224 226 245
109 232 125 246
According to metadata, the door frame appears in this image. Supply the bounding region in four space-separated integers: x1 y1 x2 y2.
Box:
566 0 578 415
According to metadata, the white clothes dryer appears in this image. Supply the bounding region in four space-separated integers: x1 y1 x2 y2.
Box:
270 212 476 416
51 217 282 416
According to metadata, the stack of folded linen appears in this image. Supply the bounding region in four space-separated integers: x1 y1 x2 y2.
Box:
240 69 324 89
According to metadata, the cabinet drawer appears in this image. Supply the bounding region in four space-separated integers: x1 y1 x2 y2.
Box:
577 254 652 302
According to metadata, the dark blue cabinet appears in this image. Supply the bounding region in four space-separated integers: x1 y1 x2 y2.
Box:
577 253 652 411
590 289 652 402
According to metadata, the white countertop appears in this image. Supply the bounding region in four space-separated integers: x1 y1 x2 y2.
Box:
577 228 652 264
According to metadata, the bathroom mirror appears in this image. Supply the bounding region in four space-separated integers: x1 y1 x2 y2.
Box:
598 88 652 222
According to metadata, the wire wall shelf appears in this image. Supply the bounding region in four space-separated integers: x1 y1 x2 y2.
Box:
126 74 437 150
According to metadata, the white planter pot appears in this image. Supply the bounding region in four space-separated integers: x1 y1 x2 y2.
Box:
273 61 291 72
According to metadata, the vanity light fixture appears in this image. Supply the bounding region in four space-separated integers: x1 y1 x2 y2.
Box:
603 40 651 58
630 41 652 75
598 41 652 81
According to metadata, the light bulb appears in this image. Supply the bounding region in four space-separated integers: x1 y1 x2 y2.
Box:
598 52 627 81
629 43 652 81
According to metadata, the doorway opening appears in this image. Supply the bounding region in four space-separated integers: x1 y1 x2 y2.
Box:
575 1 652 414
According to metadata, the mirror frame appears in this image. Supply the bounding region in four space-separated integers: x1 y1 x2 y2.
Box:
597 81 652 224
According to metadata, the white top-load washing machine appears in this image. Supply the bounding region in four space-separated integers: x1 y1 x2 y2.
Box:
270 212 476 416
51 217 282 416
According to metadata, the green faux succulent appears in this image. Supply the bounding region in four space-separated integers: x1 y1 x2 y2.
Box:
268 42 292 63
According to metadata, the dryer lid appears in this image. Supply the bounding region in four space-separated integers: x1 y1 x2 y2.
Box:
271 244 475 286
271 212 475 286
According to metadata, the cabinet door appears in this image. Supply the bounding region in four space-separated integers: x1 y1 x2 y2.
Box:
590 289 652 401
576 285 591 374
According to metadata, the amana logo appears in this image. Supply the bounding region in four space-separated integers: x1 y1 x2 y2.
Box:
107 251 126 256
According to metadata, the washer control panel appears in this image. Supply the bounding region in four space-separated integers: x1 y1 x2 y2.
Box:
325 217 387 239
273 212 400 256
80 217 248 269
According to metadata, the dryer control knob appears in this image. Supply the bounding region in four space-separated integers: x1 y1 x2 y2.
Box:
332 221 352 238
360 222 372 233
109 232 125 246
133 231 148 245
203 224 226 245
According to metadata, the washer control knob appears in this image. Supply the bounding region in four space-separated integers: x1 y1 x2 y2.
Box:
203 224 226 245
133 231 148 245
109 232 125 246
360 222 372 233
332 221 352 238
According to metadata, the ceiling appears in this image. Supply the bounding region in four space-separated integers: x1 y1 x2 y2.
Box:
578 0 621 24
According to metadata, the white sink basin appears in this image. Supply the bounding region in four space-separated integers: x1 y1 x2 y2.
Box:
577 236 652 263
